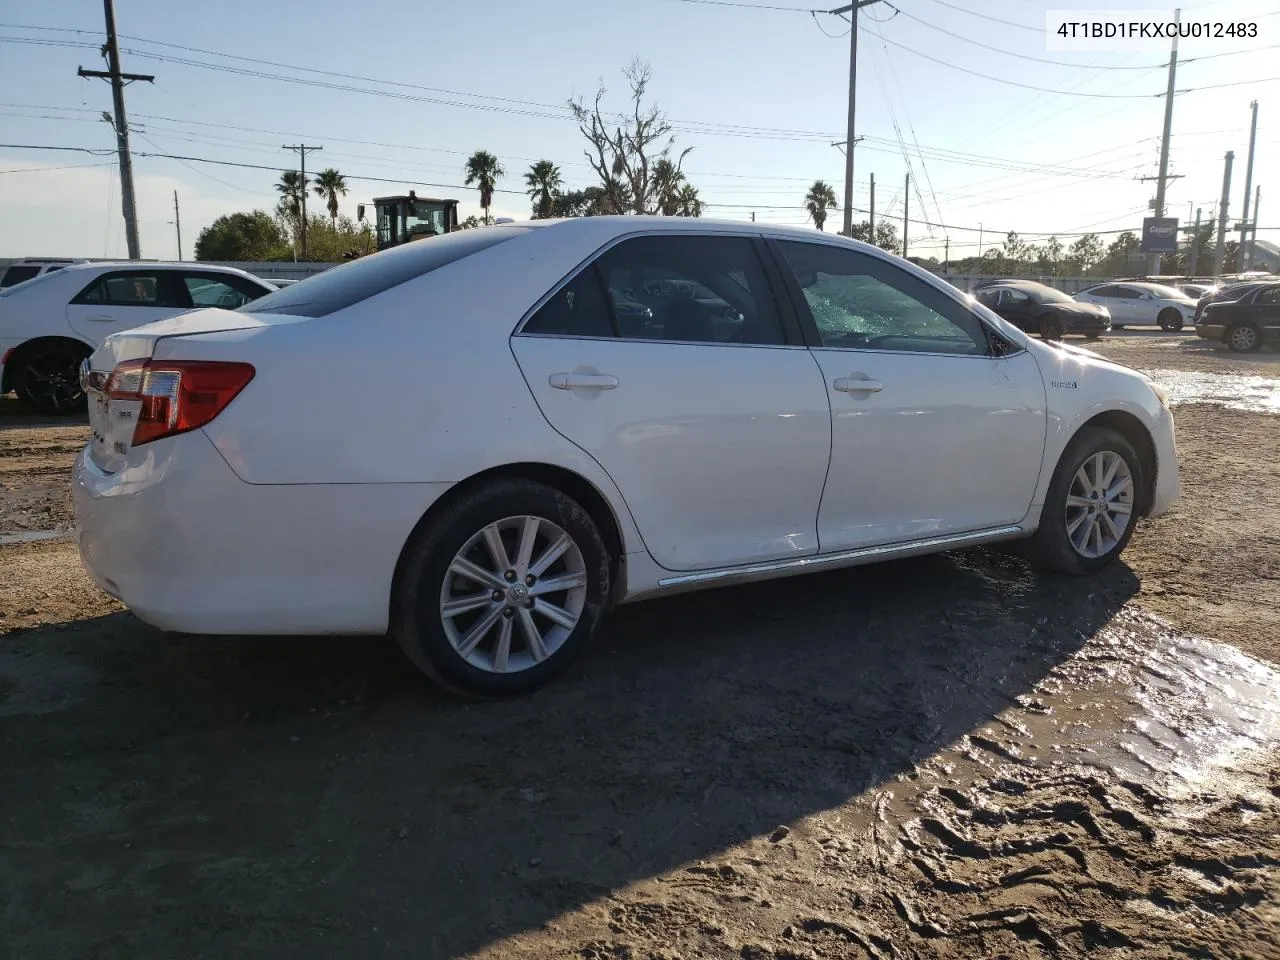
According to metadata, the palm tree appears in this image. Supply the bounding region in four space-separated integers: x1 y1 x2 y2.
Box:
652 158 686 216
805 180 838 231
524 160 563 219
464 150 505 224
275 169 305 223
311 168 348 228
675 184 702 218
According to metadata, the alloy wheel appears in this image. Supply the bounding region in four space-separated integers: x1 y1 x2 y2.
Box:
1064 451 1135 559
439 515 588 674
1228 324 1259 352
17 344 86 412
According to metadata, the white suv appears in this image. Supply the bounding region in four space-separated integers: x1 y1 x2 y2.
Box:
0 258 90 289
0 262 274 412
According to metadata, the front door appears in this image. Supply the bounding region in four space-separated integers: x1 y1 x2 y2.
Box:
511 233 832 572
772 239 1047 552
65 269 191 345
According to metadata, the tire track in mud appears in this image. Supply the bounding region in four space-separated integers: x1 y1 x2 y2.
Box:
532 610 1280 960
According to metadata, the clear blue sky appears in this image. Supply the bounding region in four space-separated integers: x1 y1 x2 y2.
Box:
0 0 1275 261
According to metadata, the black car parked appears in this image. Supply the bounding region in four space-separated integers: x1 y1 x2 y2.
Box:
1195 282 1280 352
974 280 1111 340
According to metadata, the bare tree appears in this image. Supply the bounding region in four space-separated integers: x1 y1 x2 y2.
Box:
570 60 692 216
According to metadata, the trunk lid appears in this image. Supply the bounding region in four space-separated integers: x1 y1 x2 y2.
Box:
84 308 305 473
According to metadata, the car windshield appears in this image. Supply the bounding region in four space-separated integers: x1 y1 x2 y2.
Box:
1025 285 1072 304
0 269 65 298
242 227 524 318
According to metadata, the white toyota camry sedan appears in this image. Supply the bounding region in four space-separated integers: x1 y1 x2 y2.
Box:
74 218 1179 697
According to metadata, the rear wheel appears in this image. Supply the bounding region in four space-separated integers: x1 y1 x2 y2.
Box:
1157 308 1184 332
1038 314 1064 341
11 340 89 414
392 478 611 697
1027 426 1142 575
1226 322 1262 353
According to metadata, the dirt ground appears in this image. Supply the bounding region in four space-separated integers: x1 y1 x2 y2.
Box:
2 333 1279 960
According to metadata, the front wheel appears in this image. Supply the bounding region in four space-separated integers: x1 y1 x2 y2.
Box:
1027 426 1142 575
1038 314 1064 341
1226 322 1262 353
391 478 611 697
11 341 89 414
1157 308 1184 332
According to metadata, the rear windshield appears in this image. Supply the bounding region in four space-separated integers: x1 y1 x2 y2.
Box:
241 227 526 318
0 265 40 288
0 268 65 297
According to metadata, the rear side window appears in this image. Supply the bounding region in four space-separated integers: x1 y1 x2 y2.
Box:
524 268 616 338
242 227 525 318
1 265 40 288
73 272 167 306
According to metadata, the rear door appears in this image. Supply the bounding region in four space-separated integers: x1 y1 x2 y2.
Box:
510 232 833 572
1246 285 1280 335
66 269 192 345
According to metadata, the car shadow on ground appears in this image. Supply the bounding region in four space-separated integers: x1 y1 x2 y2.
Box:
0 548 1139 960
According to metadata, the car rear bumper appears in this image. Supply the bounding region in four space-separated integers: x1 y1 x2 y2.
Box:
73 430 453 635
1195 323 1226 340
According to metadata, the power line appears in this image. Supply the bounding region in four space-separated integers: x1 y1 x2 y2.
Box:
886 4 1166 70
917 0 1041 33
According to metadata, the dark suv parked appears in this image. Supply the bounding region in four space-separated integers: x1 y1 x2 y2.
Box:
1195 282 1280 352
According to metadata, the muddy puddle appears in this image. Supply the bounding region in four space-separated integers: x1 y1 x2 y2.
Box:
0 529 72 547
1145 368 1280 413
902 609 1280 803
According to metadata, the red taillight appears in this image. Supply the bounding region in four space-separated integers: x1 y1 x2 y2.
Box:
106 359 255 446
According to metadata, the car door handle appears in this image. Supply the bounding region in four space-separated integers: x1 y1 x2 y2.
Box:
549 372 619 391
833 377 884 394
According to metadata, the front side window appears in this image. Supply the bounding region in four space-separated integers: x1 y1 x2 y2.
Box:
777 240 988 355
1255 286 1280 306
73 272 167 306
1001 289 1032 306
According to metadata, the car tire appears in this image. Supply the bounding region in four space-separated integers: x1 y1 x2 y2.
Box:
1038 314 1064 341
1225 321 1262 353
1026 426 1143 576
10 340 89 414
1157 308 1184 332
391 478 611 697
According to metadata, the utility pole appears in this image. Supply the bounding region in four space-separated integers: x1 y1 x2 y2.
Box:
1182 206 1192 273
1213 151 1234 276
77 0 153 260
171 190 182 260
1150 7 1180 274
978 222 983 261
1250 186 1260 270
868 173 875 240
1239 100 1258 270
282 144 322 260
750 211 755 223
832 0 883 237
944 236 950 273
902 172 910 260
